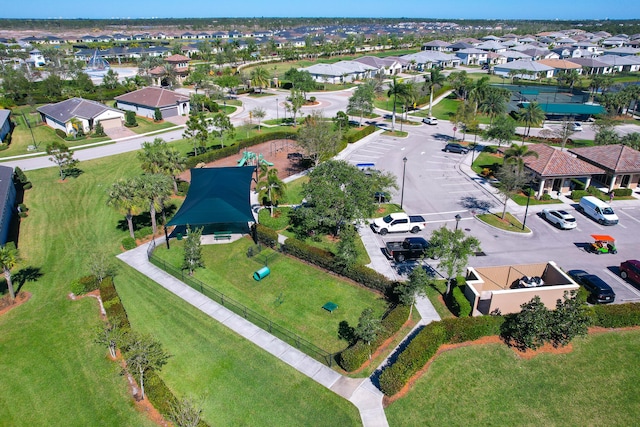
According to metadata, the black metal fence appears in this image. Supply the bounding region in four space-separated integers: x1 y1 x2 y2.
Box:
145 240 337 367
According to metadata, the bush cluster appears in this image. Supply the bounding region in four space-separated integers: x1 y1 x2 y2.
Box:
122 237 137 250
185 131 298 169
378 316 505 395
343 125 376 144
55 129 67 139
613 188 633 197
70 275 99 295
570 189 589 200
254 224 278 248
445 285 472 318
134 226 153 240
176 180 190 196
98 277 211 427
591 302 640 328
338 305 410 371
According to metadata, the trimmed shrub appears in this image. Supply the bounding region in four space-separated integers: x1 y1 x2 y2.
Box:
344 125 376 144
78 275 99 293
591 303 640 328
342 264 394 294
122 237 137 250
99 277 131 329
70 279 86 296
255 224 278 248
441 315 504 343
570 189 589 201
613 188 632 197
55 129 67 139
541 193 552 201
134 226 153 240
445 285 472 318
177 180 190 196
144 369 178 417
125 111 137 127
482 145 497 154
338 305 410 372
379 321 449 396
281 236 335 270
153 107 162 122
18 203 28 213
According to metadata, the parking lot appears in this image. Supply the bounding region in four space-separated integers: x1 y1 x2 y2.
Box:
346 121 640 303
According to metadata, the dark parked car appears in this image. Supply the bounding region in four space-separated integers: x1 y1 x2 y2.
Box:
568 270 616 304
620 260 640 285
443 143 469 154
383 237 431 262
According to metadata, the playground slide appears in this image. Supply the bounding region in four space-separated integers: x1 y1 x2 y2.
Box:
237 158 246 167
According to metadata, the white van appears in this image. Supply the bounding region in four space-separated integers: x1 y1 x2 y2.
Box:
579 196 618 225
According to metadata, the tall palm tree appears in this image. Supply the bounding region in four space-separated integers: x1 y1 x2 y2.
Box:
257 169 286 217
138 139 186 194
424 67 446 116
138 174 173 235
504 143 539 173
250 66 270 93
107 179 143 239
387 78 409 131
468 76 490 115
479 88 509 125
0 245 18 302
517 102 546 139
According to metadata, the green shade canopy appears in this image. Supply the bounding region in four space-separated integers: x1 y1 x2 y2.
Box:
167 166 255 227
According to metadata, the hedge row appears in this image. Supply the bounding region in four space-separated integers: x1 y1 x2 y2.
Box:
255 224 278 248
445 285 472 318
280 235 394 294
338 304 410 371
591 302 640 328
379 302 640 396
185 131 298 169
99 277 211 427
613 187 633 197
379 315 504 396
343 125 376 144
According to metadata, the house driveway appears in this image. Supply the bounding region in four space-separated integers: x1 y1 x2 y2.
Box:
165 115 188 125
104 126 137 140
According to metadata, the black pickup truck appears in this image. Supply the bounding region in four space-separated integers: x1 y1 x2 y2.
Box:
383 237 431 262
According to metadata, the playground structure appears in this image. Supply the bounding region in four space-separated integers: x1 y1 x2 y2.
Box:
237 150 274 167
84 50 110 77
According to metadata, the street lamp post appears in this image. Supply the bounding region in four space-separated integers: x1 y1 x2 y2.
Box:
276 98 279 120
522 182 533 230
400 157 407 210
455 214 462 231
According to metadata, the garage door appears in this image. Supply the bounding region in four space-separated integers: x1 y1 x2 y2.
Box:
100 118 123 130
162 107 178 118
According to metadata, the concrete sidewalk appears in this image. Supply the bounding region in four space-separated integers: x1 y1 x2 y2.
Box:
117 239 389 427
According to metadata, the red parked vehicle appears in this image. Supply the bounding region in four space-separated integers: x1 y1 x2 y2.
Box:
620 260 640 285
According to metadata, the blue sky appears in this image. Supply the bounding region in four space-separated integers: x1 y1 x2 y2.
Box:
2 0 639 20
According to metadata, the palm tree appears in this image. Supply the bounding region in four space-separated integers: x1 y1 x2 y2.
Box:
468 76 490 115
107 179 143 239
479 88 509 125
138 139 186 194
387 77 409 131
424 67 446 116
138 174 173 235
257 169 286 217
250 66 270 93
504 143 539 173
0 245 18 302
138 138 166 174
517 102 546 139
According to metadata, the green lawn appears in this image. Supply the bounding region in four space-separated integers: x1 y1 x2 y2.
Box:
471 151 504 175
477 212 530 233
152 238 385 353
128 116 176 134
116 265 361 426
0 152 154 427
386 330 640 426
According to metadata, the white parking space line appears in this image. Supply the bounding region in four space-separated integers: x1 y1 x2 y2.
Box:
603 269 640 298
617 209 640 224
417 209 468 216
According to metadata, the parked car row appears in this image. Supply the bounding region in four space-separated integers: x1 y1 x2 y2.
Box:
567 259 640 305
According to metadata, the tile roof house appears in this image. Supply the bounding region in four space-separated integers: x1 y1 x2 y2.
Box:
115 87 190 119
516 144 605 197
37 98 125 135
569 145 640 192
597 55 640 73
566 57 612 74
537 59 584 76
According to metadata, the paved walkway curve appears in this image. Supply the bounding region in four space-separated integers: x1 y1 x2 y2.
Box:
117 239 389 427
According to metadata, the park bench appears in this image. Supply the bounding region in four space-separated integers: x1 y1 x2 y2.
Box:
214 231 232 241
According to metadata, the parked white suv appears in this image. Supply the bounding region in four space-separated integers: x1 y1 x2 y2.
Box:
422 116 438 125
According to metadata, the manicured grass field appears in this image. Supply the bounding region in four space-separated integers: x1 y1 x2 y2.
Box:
153 238 385 353
128 116 176 134
0 152 154 426
386 330 640 426
477 212 529 233
115 265 361 426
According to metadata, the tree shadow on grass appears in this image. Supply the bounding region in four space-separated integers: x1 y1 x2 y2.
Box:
64 168 84 179
0 266 43 295
116 204 178 233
